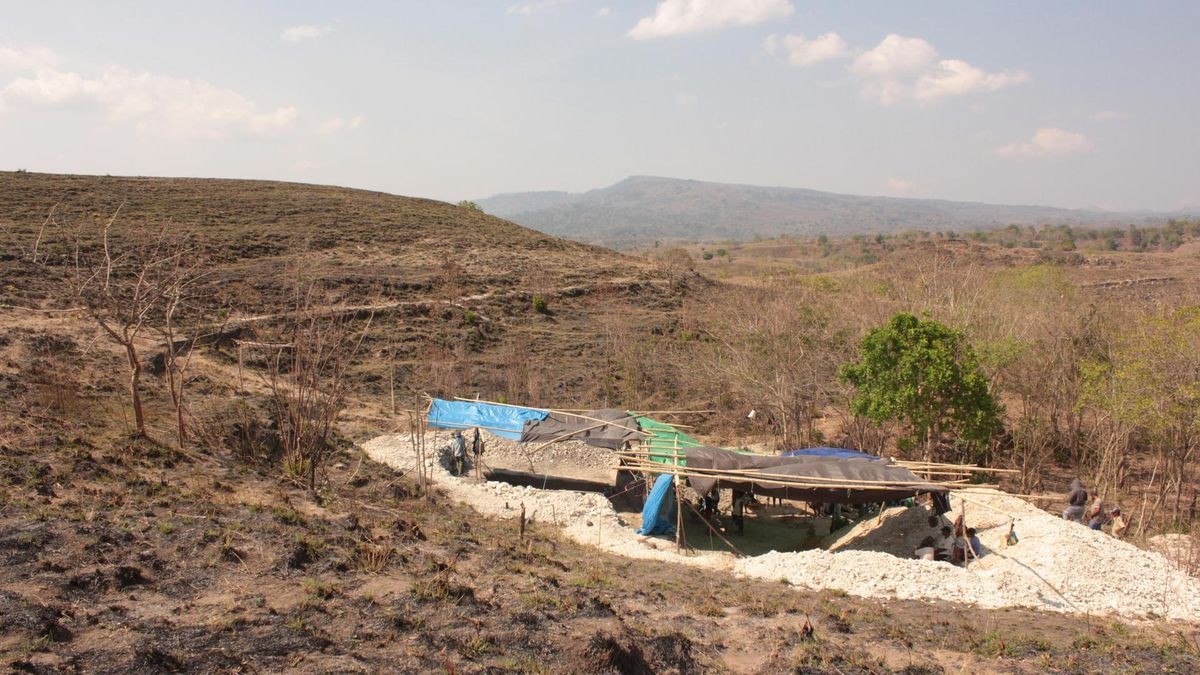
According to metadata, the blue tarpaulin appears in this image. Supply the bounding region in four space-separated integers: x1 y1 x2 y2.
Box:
426 399 548 440
783 447 883 461
636 473 677 536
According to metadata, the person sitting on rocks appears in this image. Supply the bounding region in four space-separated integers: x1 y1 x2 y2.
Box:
949 527 984 565
966 527 983 559
1110 508 1129 538
936 525 955 562
914 536 938 560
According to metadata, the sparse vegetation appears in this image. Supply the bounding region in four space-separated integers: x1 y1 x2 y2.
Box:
1 172 1198 672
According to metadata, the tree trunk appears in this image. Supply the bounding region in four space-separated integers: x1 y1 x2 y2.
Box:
167 360 186 447
125 342 145 436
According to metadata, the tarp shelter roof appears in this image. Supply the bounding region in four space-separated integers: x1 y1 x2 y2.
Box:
520 409 644 450
635 416 702 465
684 446 948 507
784 447 883 461
426 399 547 440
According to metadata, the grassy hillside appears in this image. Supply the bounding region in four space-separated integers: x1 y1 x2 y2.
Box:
479 175 1180 248
0 171 686 410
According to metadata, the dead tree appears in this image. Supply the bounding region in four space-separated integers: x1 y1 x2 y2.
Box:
265 284 372 491
71 211 186 437
157 248 220 450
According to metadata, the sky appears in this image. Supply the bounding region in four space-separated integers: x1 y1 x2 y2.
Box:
1 1 1197 211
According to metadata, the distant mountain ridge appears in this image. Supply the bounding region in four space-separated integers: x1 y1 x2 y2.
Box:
478 176 1179 248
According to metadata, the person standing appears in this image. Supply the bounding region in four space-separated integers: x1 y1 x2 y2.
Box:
700 488 719 523
1062 479 1088 523
731 490 749 535
471 427 484 477
452 430 467 476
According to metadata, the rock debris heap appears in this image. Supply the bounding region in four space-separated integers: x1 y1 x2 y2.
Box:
363 433 1200 620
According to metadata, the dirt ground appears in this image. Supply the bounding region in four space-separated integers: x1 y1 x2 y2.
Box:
3 172 1200 672
1 302 1195 673
4 427 1200 673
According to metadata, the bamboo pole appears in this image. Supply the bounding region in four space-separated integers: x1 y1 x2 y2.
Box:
681 497 745 557
614 456 971 489
674 431 683 552
523 420 615 457
619 447 1015 479
706 448 1019 476
961 501 971 569
609 456 984 487
452 396 645 436
619 449 984 480
428 422 518 436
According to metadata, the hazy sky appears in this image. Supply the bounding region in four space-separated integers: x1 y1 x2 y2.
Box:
1 1 1196 210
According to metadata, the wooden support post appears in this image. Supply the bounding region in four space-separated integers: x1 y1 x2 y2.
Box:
682 497 745 557
389 364 396 415
675 478 683 553
962 502 974 570
519 502 526 541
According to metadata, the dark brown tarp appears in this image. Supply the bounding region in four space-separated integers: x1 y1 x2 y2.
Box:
684 446 949 509
519 409 644 450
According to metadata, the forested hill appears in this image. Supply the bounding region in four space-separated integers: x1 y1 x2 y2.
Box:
478 176 1178 248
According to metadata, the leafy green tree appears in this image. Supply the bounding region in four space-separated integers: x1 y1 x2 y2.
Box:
456 200 482 212
839 313 1001 459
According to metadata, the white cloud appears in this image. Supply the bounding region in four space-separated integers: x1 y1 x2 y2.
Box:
676 92 696 105
596 6 612 17
628 0 793 40
281 25 332 43
913 59 1029 103
1092 110 1127 122
886 177 914 195
507 0 572 16
0 54 298 140
763 32 848 67
849 34 1028 106
0 45 57 72
994 128 1093 158
317 115 364 134
3 68 100 106
851 34 936 78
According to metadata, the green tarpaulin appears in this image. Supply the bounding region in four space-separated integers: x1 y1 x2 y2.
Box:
634 416 702 466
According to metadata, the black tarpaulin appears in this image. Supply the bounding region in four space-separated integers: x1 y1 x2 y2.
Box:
684 446 949 509
519 409 644 450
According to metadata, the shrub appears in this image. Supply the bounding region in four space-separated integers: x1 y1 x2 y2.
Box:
532 295 549 314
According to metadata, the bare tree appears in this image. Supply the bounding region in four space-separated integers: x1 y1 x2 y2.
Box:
265 284 372 491
690 282 847 450
157 248 222 449
70 210 186 437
